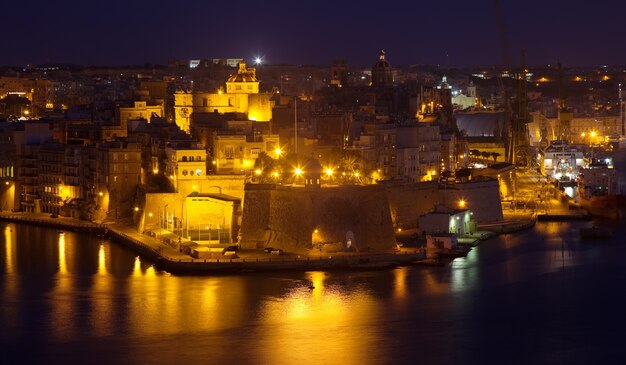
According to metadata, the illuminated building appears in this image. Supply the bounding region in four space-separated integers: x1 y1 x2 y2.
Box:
96 141 142 221
212 134 280 174
164 143 207 190
173 62 274 133
116 101 164 127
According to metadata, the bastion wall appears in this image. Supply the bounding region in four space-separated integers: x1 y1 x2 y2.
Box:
240 184 396 253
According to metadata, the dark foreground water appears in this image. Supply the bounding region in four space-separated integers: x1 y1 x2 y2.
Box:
1 219 626 365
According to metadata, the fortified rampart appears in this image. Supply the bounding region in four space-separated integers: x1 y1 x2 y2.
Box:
240 184 396 253
385 181 441 229
439 177 503 223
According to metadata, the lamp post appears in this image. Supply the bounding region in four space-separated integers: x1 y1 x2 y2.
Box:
163 204 168 232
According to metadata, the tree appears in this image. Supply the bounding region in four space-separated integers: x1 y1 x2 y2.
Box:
491 152 501 163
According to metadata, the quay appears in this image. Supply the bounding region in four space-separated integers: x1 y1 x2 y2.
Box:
0 212 433 273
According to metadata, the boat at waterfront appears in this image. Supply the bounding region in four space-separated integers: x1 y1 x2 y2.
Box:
577 162 625 219
580 226 613 239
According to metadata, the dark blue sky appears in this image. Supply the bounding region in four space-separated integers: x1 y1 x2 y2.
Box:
3 0 625 67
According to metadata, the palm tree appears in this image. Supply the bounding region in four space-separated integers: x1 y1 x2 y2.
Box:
490 152 501 163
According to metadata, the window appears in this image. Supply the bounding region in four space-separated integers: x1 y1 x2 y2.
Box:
196 169 202 176
182 170 188 176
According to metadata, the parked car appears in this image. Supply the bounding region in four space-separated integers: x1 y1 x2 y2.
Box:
223 245 239 253
263 247 274 253
270 249 283 255
50 214 58 218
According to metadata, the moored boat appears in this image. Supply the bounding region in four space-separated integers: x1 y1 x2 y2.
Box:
577 162 624 219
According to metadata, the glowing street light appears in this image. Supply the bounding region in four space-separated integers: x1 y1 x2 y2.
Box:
275 148 282 158
294 168 303 176
254 57 263 65
458 199 466 209
325 168 334 177
255 169 262 176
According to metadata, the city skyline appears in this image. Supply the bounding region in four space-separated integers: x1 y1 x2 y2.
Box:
3 0 626 67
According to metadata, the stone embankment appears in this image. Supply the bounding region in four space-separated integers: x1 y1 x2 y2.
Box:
0 213 430 273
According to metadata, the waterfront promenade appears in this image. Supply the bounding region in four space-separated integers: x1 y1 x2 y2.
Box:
0 212 433 273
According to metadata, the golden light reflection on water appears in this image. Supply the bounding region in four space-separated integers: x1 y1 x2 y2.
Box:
4 225 14 274
2 225 18 332
51 232 74 341
92 243 113 336
126 268 248 337
393 267 408 299
58 233 67 274
258 271 380 365
97 243 107 275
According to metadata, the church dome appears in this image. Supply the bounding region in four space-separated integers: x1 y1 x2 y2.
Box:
372 50 392 69
227 62 258 83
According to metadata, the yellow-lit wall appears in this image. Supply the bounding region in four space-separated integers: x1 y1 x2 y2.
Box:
247 94 273 122
185 196 236 239
117 101 163 125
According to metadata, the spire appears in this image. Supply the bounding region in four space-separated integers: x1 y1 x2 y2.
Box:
379 50 385 61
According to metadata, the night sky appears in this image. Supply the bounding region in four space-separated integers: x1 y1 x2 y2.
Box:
3 0 625 67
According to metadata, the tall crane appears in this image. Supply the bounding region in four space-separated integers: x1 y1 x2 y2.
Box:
495 0 530 166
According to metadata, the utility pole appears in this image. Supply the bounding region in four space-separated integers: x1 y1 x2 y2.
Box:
294 96 298 154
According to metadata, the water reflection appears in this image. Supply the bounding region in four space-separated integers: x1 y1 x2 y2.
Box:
392 267 408 299
3 220 626 364
258 272 379 365
50 232 73 340
3 224 14 274
58 233 67 274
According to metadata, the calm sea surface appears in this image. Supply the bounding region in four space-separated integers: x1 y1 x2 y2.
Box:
2 218 626 365
2 144 626 365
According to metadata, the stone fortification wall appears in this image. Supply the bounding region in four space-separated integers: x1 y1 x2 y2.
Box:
238 186 272 248
240 185 396 253
385 181 441 229
439 178 503 223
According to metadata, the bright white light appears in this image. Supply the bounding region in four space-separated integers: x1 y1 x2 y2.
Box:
254 57 262 65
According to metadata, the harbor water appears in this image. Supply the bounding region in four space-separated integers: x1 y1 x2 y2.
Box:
2 217 626 365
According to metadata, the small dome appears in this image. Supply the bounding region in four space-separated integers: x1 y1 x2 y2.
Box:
303 157 323 176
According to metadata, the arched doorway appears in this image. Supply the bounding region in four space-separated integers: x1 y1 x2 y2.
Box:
345 230 355 251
